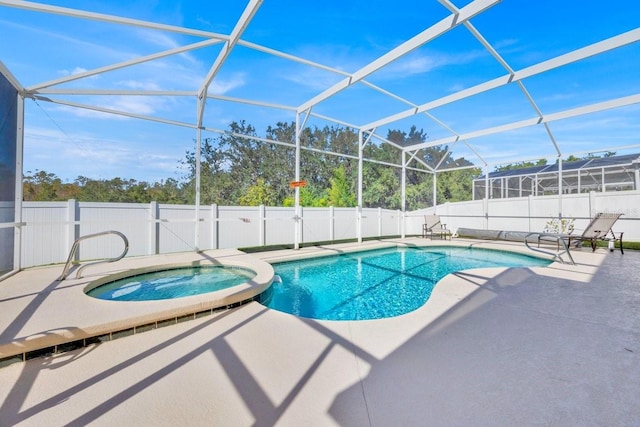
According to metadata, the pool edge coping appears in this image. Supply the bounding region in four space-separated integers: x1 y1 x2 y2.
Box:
1 238 599 367
0 250 274 363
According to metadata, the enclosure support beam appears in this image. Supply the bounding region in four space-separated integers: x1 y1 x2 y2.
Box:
13 94 24 270
194 123 202 252
558 157 563 219
196 0 262 127
364 28 640 132
28 39 223 92
297 0 499 113
401 151 406 239
357 131 364 243
294 112 302 250
433 173 438 209
406 94 640 153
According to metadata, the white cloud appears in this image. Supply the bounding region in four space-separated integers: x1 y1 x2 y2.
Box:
386 56 439 75
56 66 100 80
493 38 520 52
282 67 343 92
60 106 126 120
276 43 368 91
55 95 171 119
133 28 201 65
71 67 88 75
117 80 162 91
208 73 247 95
379 49 487 79
22 124 188 181
447 83 466 93
109 97 159 115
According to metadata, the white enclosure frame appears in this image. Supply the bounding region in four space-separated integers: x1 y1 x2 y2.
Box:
1 0 639 272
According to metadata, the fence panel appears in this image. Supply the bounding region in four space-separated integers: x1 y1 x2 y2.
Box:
543 194 592 233
361 208 379 238
487 198 530 231
158 204 200 253
441 201 485 233
593 192 640 239
16 191 640 269
218 206 260 249
301 208 331 243
21 202 68 266
79 202 152 259
333 208 357 241
380 209 401 236
265 207 295 245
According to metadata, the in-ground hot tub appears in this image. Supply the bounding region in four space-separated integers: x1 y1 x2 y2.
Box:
86 265 258 301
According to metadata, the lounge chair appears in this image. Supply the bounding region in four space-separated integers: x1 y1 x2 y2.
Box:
525 212 624 264
422 214 452 240
567 212 624 254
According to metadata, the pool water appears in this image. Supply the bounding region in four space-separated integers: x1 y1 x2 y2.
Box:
263 246 550 321
87 266 256 301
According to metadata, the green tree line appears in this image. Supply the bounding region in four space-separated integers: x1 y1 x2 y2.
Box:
495 152 616 171
23 121 481 210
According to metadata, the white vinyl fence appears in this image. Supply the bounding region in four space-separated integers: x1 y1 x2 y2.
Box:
409 191 640 242
19 201 404 268
17 190 640 269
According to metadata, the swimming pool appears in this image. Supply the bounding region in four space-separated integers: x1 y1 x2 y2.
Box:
87 265 256 301
262 246 550 321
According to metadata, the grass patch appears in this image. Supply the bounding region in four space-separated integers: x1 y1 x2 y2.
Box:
592 240 640 251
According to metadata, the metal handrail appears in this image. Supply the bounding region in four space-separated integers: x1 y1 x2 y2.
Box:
58 230 129 281
524 232 575 265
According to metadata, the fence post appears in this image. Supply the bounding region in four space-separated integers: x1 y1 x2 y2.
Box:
259 204 265 246
483 198 489 230
211 204 218 250
329 206 334 242
378 207 382 237
589 191 597 218
66 199 78 261
149 201 159 255
299 206 304 245
356 206 362 243
528 195 533 232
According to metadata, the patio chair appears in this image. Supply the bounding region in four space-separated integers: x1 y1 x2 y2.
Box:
525 212 624 264
567 212 624 254
422 214 452 240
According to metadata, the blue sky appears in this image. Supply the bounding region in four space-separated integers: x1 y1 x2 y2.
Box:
1 0 639 182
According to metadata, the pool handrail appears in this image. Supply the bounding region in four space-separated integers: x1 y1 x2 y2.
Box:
58 230 129 281
524 232 575 265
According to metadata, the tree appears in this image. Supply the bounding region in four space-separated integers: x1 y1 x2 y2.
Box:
436 167 481 203
405 179 433 211
182 136 236 205
238 178 277 206
496 159 547 171
563 152 616 163
327 165 356 207
23 170 66 201
148 178 188 204
24 120 484 208
362 164 400 209
283 185 329 207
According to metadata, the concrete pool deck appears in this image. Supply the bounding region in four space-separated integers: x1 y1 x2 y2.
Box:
0 238 638 426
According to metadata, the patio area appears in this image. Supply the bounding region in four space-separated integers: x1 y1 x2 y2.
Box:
0 238 638 426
